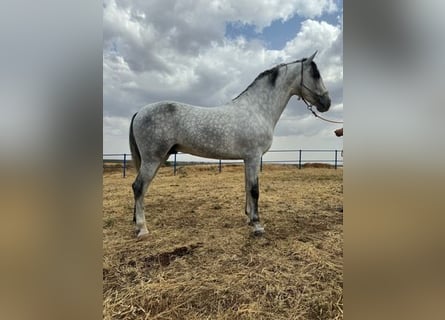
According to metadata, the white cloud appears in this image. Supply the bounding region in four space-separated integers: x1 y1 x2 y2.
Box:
283 19 341 63
103 116 129 137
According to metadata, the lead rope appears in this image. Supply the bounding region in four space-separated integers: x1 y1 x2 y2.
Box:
299 60 344 124
305 103 344 124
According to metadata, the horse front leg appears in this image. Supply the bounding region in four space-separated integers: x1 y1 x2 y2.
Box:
244 157 265 235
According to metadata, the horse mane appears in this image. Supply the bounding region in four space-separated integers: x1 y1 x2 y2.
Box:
232 59 306 101
232 65 282 101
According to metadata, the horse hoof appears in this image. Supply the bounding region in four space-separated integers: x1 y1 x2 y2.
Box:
137 230 150 241
253 226 265 236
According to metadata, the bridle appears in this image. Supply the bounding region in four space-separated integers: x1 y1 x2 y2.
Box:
298 60 343 124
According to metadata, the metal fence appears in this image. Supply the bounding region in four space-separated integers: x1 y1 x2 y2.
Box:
103 149 343 177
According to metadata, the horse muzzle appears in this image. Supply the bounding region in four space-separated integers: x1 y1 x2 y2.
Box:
315 93 331 113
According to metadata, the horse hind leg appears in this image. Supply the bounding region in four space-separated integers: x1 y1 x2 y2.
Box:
132 159 162 240
132 173 149 240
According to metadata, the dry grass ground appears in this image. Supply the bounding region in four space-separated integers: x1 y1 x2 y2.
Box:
103 164 343 320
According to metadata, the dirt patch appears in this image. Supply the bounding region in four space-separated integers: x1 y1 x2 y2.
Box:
103 164 343 319
144 243 204 268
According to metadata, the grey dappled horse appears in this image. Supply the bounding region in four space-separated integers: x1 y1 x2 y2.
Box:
129 51 331 240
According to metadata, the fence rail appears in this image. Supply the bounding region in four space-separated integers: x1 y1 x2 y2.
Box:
104 149 343 177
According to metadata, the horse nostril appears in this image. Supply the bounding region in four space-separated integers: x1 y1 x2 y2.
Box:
322 95 331 109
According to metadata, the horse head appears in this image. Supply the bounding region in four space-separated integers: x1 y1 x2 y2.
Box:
297 51 331 113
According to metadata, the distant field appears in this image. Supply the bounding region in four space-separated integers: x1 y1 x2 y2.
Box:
103 161 341 175
103 165 343 319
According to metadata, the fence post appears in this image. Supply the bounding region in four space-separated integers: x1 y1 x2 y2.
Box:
298 149 302 169
334 150 338 169
123 153 127 178
173 152 177 175
218 159 222 173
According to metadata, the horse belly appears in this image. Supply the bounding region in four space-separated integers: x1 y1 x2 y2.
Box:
176 123 246 160
176 139 243 160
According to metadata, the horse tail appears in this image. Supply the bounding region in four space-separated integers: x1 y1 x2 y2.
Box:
129 112 141 172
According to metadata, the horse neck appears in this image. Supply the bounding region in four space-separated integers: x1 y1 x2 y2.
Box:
234 64 298 127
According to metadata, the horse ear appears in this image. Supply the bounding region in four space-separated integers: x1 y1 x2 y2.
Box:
306 51 318 63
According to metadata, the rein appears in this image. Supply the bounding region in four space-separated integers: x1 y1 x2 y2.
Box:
299 60 343 124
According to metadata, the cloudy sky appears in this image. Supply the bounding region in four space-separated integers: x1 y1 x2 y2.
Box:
103 0 343 162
